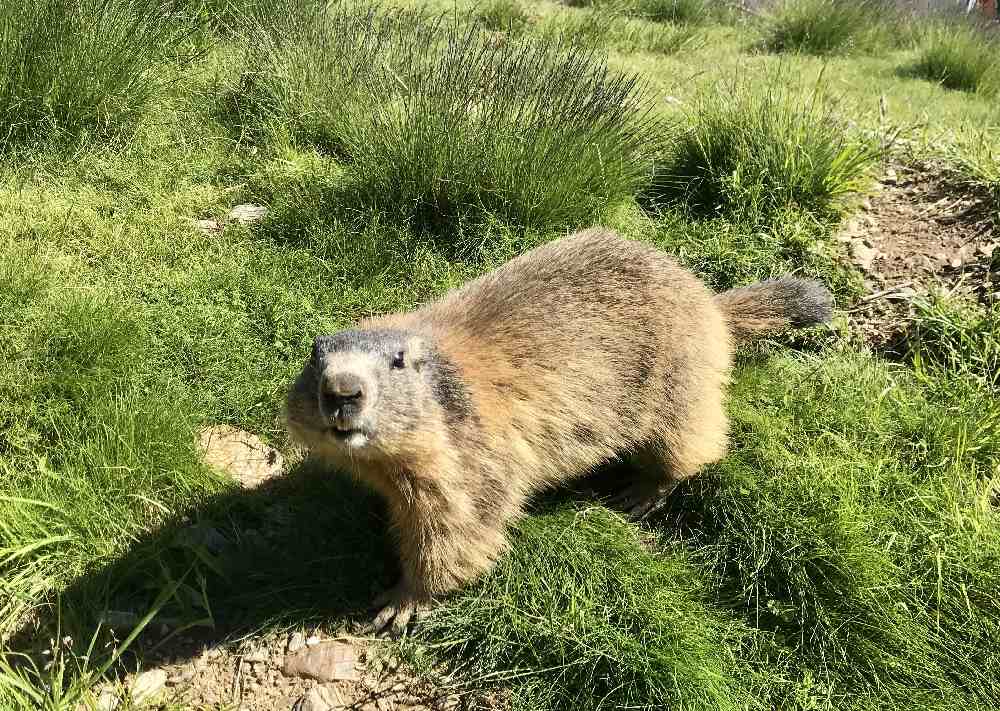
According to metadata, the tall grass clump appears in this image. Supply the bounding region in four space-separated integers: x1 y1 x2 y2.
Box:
907 20 999 95
761 0 890 55
0 0 194 151
649 77 877 223
633 0 707 24
471 0 531 32
540 7 700 53
230 2 662 230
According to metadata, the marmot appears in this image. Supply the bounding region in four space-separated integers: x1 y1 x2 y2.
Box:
286 227 833 633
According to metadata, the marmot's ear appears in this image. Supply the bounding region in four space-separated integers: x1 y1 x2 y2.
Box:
406 335 428 371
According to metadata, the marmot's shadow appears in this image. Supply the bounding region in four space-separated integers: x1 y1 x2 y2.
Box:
11 455 695 674
9 459 397 668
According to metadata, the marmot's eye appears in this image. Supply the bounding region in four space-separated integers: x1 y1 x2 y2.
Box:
392 351 405 369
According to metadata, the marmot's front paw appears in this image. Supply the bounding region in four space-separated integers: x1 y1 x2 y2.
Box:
366 583 430 637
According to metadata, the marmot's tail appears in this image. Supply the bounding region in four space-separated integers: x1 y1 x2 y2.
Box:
715 277 833 344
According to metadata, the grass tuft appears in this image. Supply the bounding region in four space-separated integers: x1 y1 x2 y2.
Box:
633 0 707 24
648 76 877 224
227 2 662 231
472 0 532 32
0 0 195 152
907 20 999 95
760 0 890 55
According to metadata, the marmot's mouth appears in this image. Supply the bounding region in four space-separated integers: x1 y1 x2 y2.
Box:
328 425 367 442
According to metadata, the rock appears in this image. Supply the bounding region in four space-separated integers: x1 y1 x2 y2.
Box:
294 684 351 711
197 425 284 488
288 632 306 653
229 203 268 224
130 669 167 706
283 641 359 683
306 634 322 647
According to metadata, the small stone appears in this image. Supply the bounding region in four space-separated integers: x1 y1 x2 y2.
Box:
306 635 322 647
130 670 167 706
884 167 898 184
193 218 223 234
229 203 268 223
197 425 284 488
288 632 306 653
283 641 359 683
296 684 352 711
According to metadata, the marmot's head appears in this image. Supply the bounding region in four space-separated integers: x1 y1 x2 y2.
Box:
286 328 471 461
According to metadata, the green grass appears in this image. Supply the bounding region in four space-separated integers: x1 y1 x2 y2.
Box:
0 0 196 152
907 20 999 95
2 2 1000 710
760 0 893 55
648 75 878 224
227 2 662 231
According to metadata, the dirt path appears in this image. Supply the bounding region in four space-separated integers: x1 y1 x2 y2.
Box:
839 161 998 347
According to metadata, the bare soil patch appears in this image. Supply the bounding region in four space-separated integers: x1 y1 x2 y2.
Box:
840 162 999 346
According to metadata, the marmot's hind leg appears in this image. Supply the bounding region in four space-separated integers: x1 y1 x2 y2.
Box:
608 392 729 520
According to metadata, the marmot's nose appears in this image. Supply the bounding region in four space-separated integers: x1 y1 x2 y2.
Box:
328 372 364 400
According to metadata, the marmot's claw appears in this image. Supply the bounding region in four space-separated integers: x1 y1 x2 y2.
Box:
607 481 677 521
365 586 429 638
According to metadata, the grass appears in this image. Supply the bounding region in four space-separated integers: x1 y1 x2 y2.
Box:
907 19 999 95
0 0 196 152
648 75 878 224
228 2 662 231
760 0 893 55
1 1 999 710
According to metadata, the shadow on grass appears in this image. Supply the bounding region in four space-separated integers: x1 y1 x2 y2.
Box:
8 458 398 671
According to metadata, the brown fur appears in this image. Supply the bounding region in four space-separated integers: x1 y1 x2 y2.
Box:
285 227 832 632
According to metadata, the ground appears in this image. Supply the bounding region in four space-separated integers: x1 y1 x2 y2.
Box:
1 1 998 710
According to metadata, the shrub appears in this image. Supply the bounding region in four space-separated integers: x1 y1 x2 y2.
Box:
231 2 662 230
0 0 194 151
908 20 999 95
761 0 889 55
649 78 877 223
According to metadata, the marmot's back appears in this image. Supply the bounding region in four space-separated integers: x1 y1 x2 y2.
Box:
371 228 729 489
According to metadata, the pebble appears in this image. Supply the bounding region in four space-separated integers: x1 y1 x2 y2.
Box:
306 634 322 647
295 684 351 711
229 203 268 223
130 669 167 706
283 641 359 683
288 632 306 653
